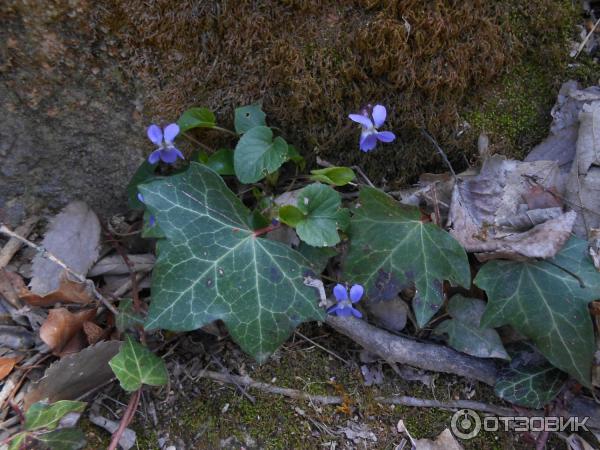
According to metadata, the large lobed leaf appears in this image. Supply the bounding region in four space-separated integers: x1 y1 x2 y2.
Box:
476 236 600 386
139 163 325 361
345 187 470 327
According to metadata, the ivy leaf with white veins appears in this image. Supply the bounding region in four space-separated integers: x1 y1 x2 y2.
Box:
433 295 509 360
109 335 167 392
475 236 600 387
234 126 289 183
345 187 470 328
279 183 349 247
139 163 325 361
24 401 86 431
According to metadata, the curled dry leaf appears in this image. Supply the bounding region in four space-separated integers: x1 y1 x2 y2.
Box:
20 271 94 307
0 269 26 308
397 420 463 450
29 201 100 296
0 355 23 381
448 156 576 260
39 308 96 355
82 321 105 345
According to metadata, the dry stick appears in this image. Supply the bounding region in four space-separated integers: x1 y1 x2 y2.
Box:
376 396 526 417
0 216 39 269
0 224 118 316
420 129 457 179
107 388 142 450
574 18 600 59
325 315 497 386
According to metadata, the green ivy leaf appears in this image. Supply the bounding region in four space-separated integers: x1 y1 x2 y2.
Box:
127 160 157 210
234 126 288 183
206 148 235 176
309 167 356 187
177 107 216 132
292 183 349 247
495 347 567 408
433 295 509 360
475 236 599 387
8 433 28 450
109 335 168 392
297 242 337 274
345 187 470 327
139 163 325 361
24 401 86 431
36 428 86 450
234 104 266 134
116 299 145 332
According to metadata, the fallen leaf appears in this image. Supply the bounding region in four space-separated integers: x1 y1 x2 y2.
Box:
0 269 26 308
21 271 94 307
338 420 377 443
565 101 600 238
29 201 100 296
397 420 463 450
0 356 22 381
360 364 384 386
88 254 155 277
24 340 121 409
0 325 35 349
448 156 576 260
82 321 105 345
39 308 96 355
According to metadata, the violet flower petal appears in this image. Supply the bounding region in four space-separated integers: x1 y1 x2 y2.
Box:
160 148 179 164
372 105 387 128
350 284 364 303
147 125 163 146
148 149 161 164
360 134 378 152
349 114 373 129
333 284 348 301
376 131 396 143
163 123 180 143
351 308 363 319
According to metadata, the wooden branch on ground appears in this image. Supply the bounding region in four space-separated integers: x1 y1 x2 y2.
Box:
325 315 498 386
0 217 39 270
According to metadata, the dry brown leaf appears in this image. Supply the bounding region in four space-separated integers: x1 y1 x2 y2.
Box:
0 356 23 381
448 156 576 260
29 201 100 296
20 271 94 307
0 269 26 308
397 420 464 450
39 308 96 355
23 340 121 409
83 321 105 345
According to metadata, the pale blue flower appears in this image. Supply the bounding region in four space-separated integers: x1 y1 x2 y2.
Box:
147 123 184 164
327 284 364 318
349 105 396 152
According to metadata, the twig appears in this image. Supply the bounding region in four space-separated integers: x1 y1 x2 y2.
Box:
375 396 527 417
107 388 141 450
574 18 600 59
182 132 213 152
420 129 457 178
293 330 348 365
351 165 375 188
0 217 39 269
210 357 255 404
0 224 118 316
199 370 341 404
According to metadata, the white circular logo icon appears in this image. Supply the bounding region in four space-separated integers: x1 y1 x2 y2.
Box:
451 409 481 440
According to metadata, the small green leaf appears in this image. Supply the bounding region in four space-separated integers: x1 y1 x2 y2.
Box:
286 145 306 170
177 107 216 132
279 205 305 227
194 150 209 163
291 183 349 247
36 428 86 450
109 335 168 392
476 236 599 386
8 432 28 450
247 209 270 231
140 163 325 361
345 187 470 327
234 104 266 134
495 347 567 408
433 295 509 360
206 148 235 176
25 401 86 431
127 160 157 210
297 242 337 274
116 299 145 332
309 167 356 187
234 126 289 183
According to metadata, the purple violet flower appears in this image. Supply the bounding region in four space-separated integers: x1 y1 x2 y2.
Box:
147 123 184 164
137 192 156 227
327 283 364 318
348 104 396 152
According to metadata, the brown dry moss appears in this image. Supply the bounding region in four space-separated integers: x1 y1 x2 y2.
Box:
99 0 583 184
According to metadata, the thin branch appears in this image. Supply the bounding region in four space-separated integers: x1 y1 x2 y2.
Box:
0 216 39 270
375 396 527 417
420 129 457 178
574 18 600 59
0 224 118 316
107 388 141 450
